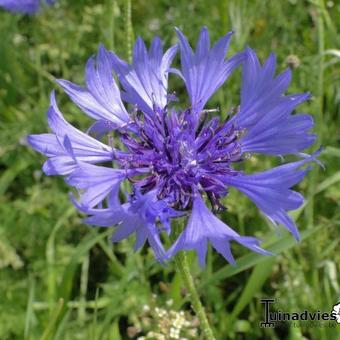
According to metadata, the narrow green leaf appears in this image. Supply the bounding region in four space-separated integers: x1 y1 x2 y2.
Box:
314 171 340 195
46 206 75 313
40 299 64 340
230 257 277 320
24 276 35 340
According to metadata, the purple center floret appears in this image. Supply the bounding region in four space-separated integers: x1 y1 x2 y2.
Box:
114 106 242 211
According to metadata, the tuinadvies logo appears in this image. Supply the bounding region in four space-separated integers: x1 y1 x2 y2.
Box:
260 299 339 328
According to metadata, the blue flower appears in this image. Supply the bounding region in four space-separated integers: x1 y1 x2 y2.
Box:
28 28 319 266
0 0 55 15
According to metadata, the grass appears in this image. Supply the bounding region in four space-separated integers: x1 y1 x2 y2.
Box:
0 0 339 339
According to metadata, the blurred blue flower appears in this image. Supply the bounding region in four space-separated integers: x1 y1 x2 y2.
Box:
28 28 319 266
0 0 55 15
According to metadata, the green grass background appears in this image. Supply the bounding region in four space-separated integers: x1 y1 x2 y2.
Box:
0 0 339 339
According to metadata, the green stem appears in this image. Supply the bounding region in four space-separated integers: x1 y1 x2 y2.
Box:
306 0 325 229
174 251 216 340
304 0 325 305
124 0 133 63
108 0 116 51
316 0 325 141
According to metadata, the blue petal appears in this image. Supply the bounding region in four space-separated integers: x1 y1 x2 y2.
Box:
66 162 126 208
42 156 76 176
57 45 130 127
166 195 270 267
46 92 114 161
110 37 177 117
174 27 243 125
27 133 63 157
70 193 127 227
241 114 316 155
224 156 318 240
28 92 114 175
234 48 315 155
0 0 40 14
78 190 173 262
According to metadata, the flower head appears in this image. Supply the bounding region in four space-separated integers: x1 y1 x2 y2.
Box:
29 28 318 266
0 0 55 15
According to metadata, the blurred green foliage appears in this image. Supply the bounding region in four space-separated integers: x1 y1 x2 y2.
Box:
0 0 339 339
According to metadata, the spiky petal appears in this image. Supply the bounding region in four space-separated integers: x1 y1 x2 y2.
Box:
167 195 271 267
